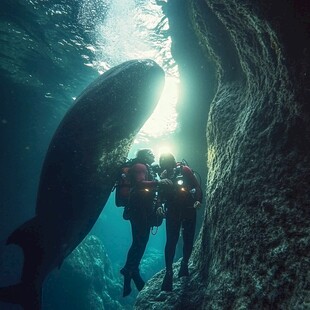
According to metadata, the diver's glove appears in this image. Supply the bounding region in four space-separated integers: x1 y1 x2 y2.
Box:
193 201 202 209
158 178 173 186
156 206 165 217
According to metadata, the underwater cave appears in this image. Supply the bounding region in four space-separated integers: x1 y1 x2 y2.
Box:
139 1 310 309
0 0 309 309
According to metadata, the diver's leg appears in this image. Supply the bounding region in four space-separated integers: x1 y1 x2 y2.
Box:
123 208 149 292
121 218 138 297
179 210 196 277
165 213 181 271
161 210 181 291
131 220 150 291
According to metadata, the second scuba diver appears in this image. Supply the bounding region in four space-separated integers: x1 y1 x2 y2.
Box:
157 152 202 291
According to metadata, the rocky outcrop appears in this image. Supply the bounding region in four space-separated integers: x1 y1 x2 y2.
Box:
136 261 205 310
44 235 132 309
136 0 310 309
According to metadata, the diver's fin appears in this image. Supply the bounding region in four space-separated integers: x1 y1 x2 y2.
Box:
0 282 42 310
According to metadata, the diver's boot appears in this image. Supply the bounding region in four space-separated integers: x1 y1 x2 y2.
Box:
120 268 132 297
178 260 189 277
131 269 145 291
161 269 173 291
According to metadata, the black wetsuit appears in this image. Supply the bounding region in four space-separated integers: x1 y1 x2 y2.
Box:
162 165 202 271
123 162 157 272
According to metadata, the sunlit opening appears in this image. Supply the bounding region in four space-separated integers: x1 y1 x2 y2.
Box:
154 144 174 156
139 77 179 138
130 75 179 160
85 0 180 155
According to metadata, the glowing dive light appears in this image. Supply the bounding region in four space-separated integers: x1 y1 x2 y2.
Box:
177 179 184 186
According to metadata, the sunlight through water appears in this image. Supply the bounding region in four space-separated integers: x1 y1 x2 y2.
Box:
78 0 179 144
138 76 179 138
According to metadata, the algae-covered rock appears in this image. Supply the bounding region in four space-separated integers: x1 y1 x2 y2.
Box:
44 235 132 310
135 0 310 309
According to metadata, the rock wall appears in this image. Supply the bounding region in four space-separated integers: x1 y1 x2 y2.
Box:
136 0 310 309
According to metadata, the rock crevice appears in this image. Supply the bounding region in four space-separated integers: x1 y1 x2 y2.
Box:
135 0 310 308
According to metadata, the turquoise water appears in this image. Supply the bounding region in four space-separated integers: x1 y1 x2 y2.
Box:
0 1 180 307
77 0 180 276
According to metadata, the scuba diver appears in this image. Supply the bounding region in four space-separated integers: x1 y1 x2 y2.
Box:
120 148 171 297
157 152 202 291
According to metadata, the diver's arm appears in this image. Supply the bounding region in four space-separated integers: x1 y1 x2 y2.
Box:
183 166 203 202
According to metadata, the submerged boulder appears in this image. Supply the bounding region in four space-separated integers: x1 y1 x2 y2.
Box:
44 235 132 310
135 261 204 310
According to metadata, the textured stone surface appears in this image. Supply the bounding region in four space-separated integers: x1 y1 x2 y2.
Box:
136 0 310 309
44 235 132 309
135 260 205 310
0 0 309 309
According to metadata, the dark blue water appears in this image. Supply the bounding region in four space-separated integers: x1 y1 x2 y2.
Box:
0 0 178 308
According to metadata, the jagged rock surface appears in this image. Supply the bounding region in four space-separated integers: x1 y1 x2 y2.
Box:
135 0 310 309
136 260 205 310
44 235 132 309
